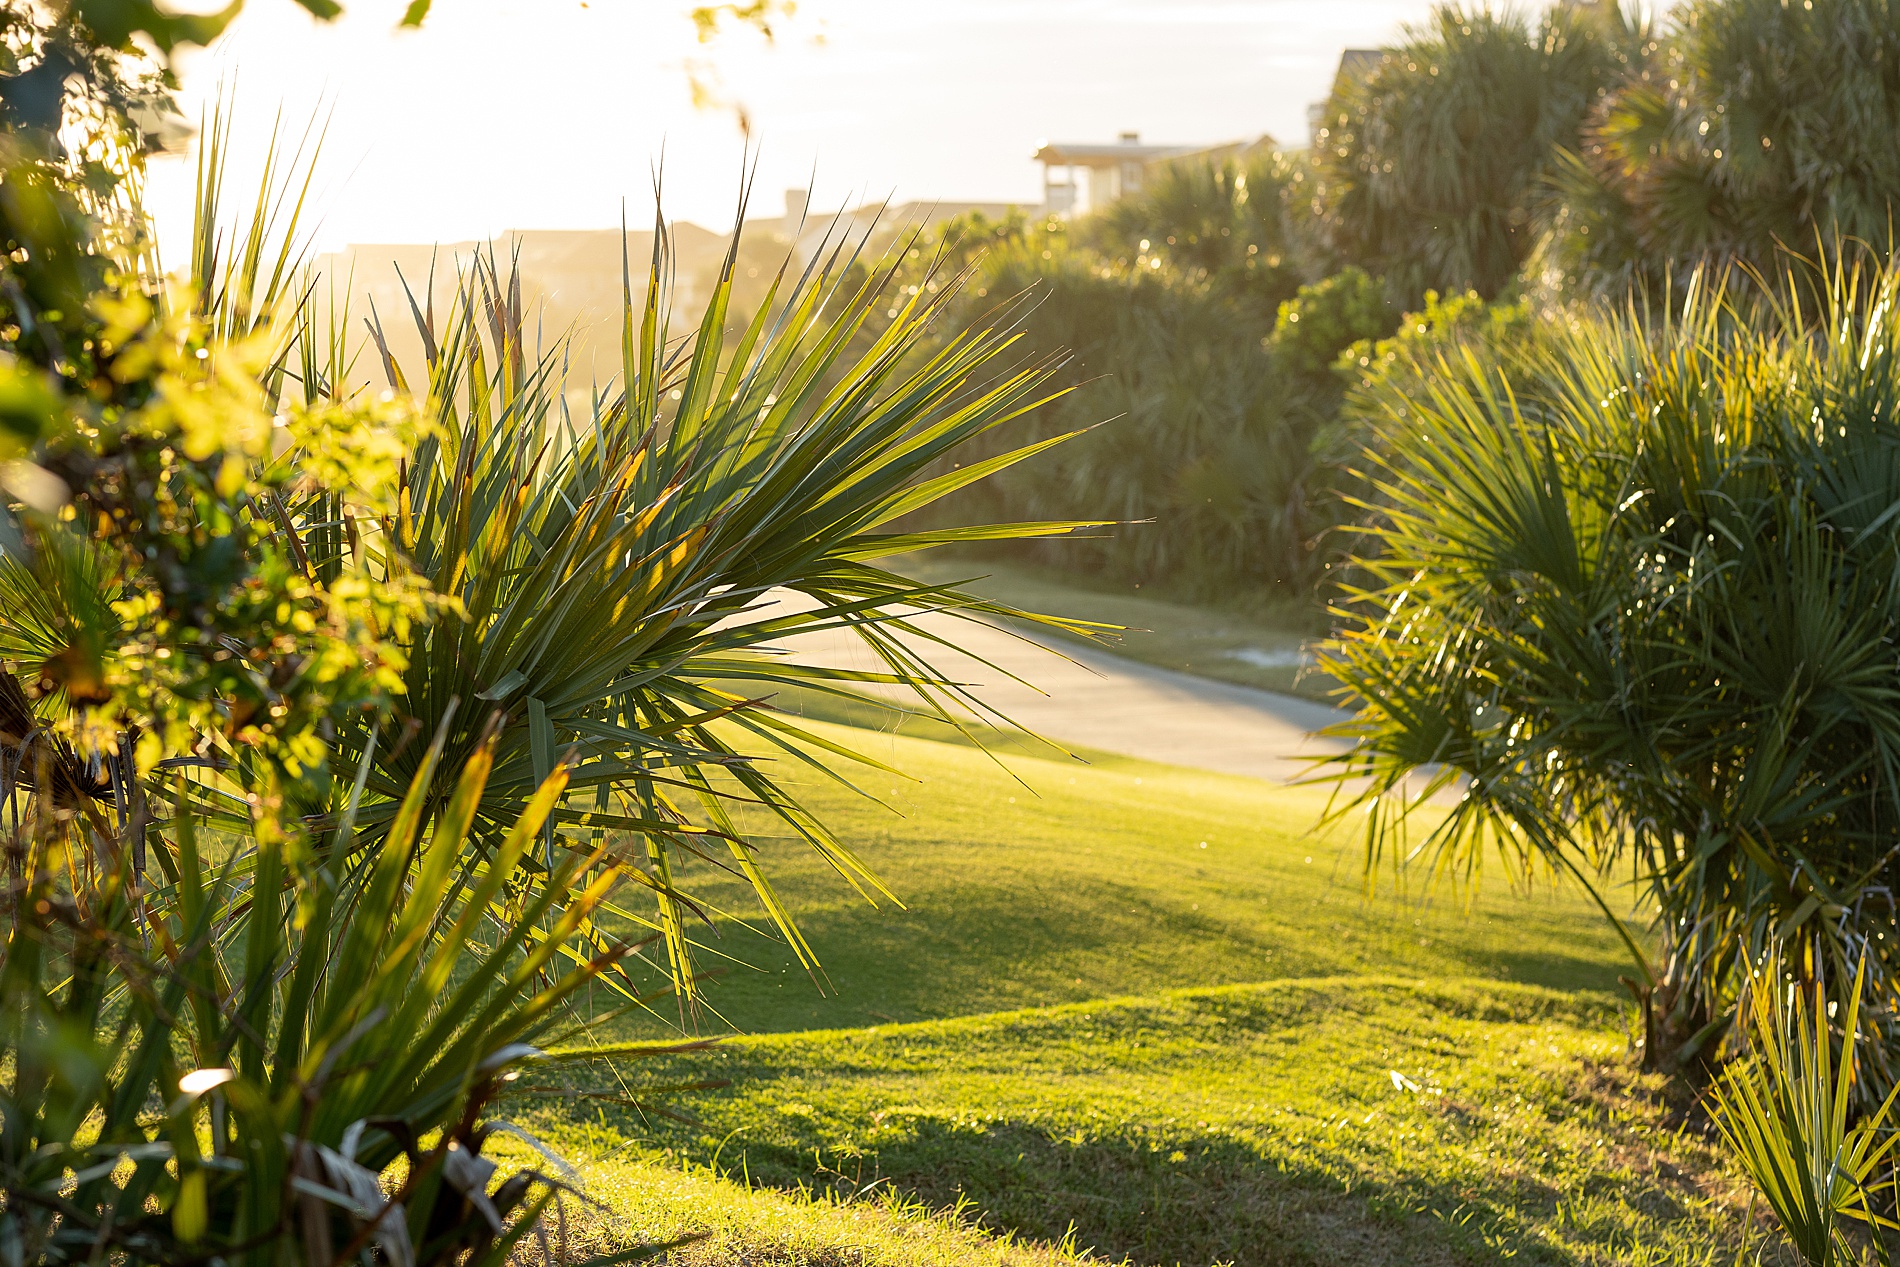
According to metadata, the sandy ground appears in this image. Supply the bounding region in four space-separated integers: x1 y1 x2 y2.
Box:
749 592 1351 785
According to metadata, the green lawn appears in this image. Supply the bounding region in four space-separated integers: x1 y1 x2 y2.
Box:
892 552 1336 700
519 723 1776 1266
608 721 1632 1035
540 980 1758 1267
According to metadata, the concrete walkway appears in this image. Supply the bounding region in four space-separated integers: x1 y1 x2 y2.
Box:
752 592 1351 784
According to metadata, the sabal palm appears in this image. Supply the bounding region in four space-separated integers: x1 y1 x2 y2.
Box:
326 218 1097 989
1316 2 1629 301
1537 0 1900 300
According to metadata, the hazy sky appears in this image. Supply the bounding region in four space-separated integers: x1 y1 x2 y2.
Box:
147 0 1442 261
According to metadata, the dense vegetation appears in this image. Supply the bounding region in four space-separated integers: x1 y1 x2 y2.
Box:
10 0 1900 1264
892 185 1394 605
905 0 1900 618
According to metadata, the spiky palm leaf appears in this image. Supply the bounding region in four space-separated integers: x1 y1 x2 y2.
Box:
1317 252 1900 1086
319 212 1103 992
1710 954 1900 1266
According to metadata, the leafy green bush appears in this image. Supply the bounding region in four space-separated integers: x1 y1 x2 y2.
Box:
1334 287 1531 396
951 259 1322 597
1317 288 1534 593
1319 252 1900 1081
1270 267 1398 379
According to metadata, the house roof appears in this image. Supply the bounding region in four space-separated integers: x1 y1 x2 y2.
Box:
1032 140 1209 165
1335 48 1384 88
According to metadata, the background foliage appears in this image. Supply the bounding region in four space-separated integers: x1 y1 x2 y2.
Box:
1311 2 1637 303
877 0 1900 639
1536 0 1900 299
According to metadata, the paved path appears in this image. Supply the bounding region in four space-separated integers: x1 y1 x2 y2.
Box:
751 592 1351 784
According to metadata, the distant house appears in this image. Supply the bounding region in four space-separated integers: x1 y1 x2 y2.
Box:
754 188 1023 259
1033 132 1266 217
1307 49 1384 148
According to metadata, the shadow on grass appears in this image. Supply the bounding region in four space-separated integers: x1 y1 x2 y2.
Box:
606 877 1630 1038
747 1114 1452 1267
559 984 1749 1267
709 1108 1721 1267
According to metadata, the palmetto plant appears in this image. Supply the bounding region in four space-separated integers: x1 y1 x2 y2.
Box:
3 106 1102 1010
1711 953 1900 1266
1319 253 1900 1083
271 187 1101 996
0 112 1096 1014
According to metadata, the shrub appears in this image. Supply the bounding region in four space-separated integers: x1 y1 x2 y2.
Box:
1318 253 1900 1082
1270 267 1398 379
1084 149 1317 322
1334 287 1532 397
944 248 1327 598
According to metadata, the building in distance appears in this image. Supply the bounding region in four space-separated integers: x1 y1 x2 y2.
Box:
1034 131 1268 217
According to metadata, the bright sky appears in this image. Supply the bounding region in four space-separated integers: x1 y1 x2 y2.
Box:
146 0 1442 261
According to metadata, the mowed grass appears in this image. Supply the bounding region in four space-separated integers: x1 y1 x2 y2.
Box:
536 978 1765 1267
519 723 1777 1264
608 720 1635 1035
